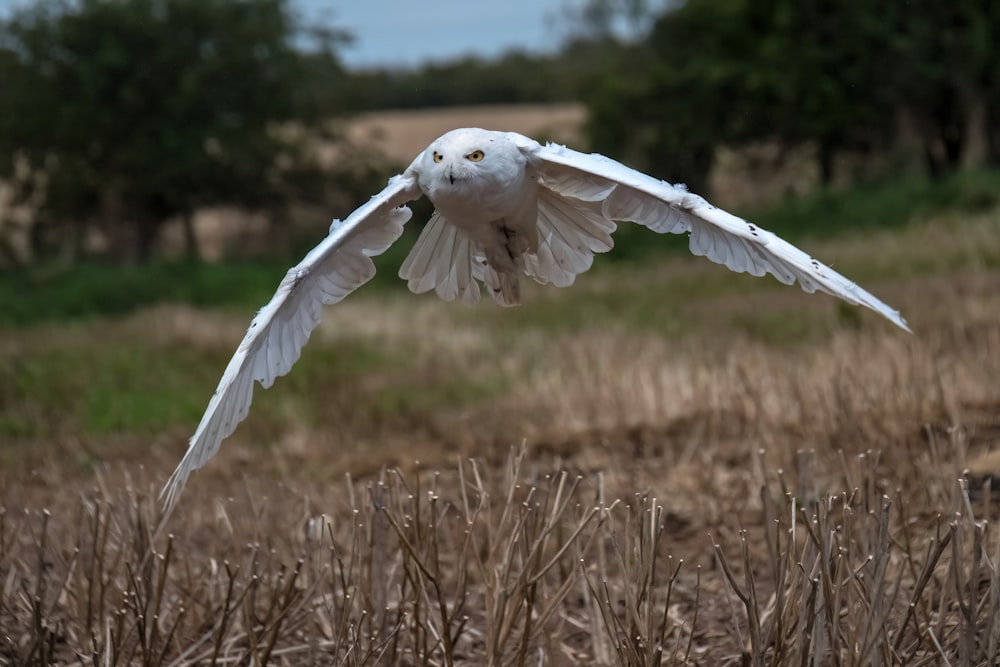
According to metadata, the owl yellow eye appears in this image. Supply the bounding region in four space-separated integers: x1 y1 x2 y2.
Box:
432 151 443 163
466 150 485 162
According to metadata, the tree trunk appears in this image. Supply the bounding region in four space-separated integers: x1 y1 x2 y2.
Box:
0 229 24 268
923 116 964 180
960 92 987 169
920 81 972 179
987 106 1000 167
181 210 200 261
817 141 835 186
135 218 160 264
892 107 926 176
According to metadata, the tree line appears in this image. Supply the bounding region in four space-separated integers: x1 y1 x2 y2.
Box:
0 0 997 267
586 0 1000 192
0 0 359 265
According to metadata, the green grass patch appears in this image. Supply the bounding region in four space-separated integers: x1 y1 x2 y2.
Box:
0 326 435 448
750 167 1000 239
370 373 508 417
40 334 409 437
2 259 291 326
1 340 226 439
1 229 423 328
492 283 688 336
248 336 419 431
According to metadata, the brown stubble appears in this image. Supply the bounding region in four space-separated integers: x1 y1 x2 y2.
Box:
2 215 1000 663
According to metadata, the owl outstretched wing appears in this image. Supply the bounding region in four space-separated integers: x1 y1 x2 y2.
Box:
161 174 422 511
510 132 909 332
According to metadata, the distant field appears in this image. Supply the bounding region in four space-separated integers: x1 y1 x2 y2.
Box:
345 103 587 164
343 104 831 210
3 200 1000 662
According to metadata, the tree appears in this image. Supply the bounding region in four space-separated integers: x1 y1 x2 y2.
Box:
585 0 768 192
0 0 348 264
583 0 1000 192
885 1 1000 175
563 0 673 41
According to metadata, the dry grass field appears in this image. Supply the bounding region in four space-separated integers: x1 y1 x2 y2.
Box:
2 195 1000 664
344 104 586 165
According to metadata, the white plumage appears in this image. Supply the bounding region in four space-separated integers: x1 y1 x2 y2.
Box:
161 128 909 509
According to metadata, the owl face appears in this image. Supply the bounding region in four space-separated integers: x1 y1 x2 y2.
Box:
420 128 527 191
422 128 500 186
413 129 535 228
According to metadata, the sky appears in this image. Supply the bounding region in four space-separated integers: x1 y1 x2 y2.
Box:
299 0 586 69
0 0 592 70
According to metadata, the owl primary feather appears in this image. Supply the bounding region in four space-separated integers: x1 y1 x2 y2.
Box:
161 128 909 510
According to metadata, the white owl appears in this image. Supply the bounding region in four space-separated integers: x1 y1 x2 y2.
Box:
162 128 909 509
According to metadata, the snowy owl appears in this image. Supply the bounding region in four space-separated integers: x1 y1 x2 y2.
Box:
161 128 909 509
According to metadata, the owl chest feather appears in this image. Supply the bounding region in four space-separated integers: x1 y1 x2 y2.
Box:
432 171 533 219
418 146 539 248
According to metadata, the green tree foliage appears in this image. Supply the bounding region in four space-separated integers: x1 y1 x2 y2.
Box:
568 0 670 41
586 0 762 191
887 2 1000 176
0 0 348 264
335 51 582 112
584 0 1000 192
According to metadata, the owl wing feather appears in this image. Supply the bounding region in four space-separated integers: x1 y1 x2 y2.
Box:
399 211 485 305
510 132 909 332
161 174 422 511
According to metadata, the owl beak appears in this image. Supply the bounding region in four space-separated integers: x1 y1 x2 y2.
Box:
448 165 455 185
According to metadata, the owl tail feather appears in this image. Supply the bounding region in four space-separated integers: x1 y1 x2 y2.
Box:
401 210 526 307
402 189 617 307
522 185 616 288
482 264 521 306
399 212 484 305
